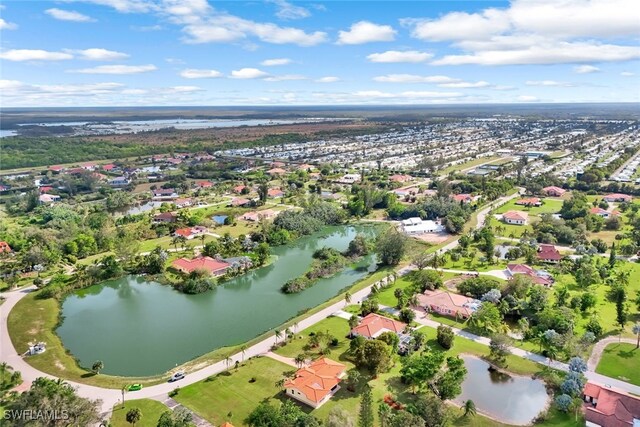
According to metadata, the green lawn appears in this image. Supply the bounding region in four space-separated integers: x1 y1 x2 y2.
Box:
494 198 563 215
110 399 169 427
273 316 352 359
595 342 640 385
438 156 502 175
487 216 535 238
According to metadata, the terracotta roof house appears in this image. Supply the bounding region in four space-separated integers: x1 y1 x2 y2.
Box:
389 174 412 183
102 164 116 171
152 212 177 223
515 197 542 207
39 186 54 193
350 313 406 339
583 381 640 427
196 181 213 188
174 226 207 240
240 209 279 222
451 194 474 204
417 289 481 319
267 188 284 198
603 193 633 203
542 186 566 197
48 165 65 172
174 198 193 208
506 263 554 286
172 256 231 276
220 423 235 427
502 210 529 225
590 207 612 218
233 185 247 194
0 241 12 253
537 244 562 263
267 168 287 176
39 194 60 204
230 197 251 207
284 357 346 408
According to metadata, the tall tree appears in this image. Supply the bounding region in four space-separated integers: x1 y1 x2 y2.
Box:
358 385 374 427
126 408 142 427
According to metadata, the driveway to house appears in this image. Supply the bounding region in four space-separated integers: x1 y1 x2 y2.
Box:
586 336 638 371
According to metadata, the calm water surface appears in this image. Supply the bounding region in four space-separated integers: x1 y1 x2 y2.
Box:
57 225 378 376
455 356 549 425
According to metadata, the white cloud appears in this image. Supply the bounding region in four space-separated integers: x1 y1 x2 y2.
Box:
180 69 223 79
525 80 574 87
337 21 396 45
45 8 95 22
230 68 269 79
316 76 340 83
352 90 463 99
0 49 74 61
517 95 539 102
74 0 156 13
70 64 157 74
264 74 307 81
261 58 292 66
367 50 432 63
431 41 640 65
0 18 18 30
268 0 310 20
405 0 640 66
574 65 600 73
439 81 491 88
621 71 635 77
373 74 459 84
75 48 129 60
167 85 203 93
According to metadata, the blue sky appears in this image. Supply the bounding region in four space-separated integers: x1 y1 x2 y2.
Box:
0 0 638 107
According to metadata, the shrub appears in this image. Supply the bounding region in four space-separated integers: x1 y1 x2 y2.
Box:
436 325 455 349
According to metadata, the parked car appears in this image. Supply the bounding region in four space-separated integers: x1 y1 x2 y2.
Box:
127 384 143 391
169 372 185 382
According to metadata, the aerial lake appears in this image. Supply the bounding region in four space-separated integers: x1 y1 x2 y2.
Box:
455 356 550 425
56 225 378 376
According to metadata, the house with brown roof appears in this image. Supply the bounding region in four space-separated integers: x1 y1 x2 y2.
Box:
196 181 213 188
542 186 566 197
152 188 179 200
174 226 207 240
417 289 481 319
0 241 12 253
583 381 640 427
603 193 633 203
451 194 474 204
152 212 177 224
350 313 406 339
284 357 346 408
537 244 562 263
174 198 193 208
515 197 542 207
267 188 284 198
230 197 252 207
172 256 231 276
267 168 287 176
240 209 279 222
502 210 529 225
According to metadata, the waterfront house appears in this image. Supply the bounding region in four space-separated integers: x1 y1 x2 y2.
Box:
400 217 444 235
350 313 406 339
172 256 231 276
284 358 346 409
152 212 177 224
152 188 179 200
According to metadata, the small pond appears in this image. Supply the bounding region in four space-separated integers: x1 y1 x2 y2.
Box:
212 215 228 225
455 356 549 425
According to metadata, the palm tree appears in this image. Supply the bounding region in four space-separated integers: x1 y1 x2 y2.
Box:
294 353 306 368
348 315 359 331
121 385 128 408
284 327 292 342
225 356 233 372
126 408 142 427
0 362 8 385
463 400 477 417
240 345 247 362
292 322 299 334
344 291 352 304
274 329 282 344
633 323 640 348
171 236 181 252
274 378 285 390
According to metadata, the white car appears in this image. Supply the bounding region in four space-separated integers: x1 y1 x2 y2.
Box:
169 372 185 382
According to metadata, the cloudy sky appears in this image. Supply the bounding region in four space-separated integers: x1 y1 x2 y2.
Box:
0 0 638 107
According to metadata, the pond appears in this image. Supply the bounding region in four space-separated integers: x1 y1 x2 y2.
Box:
121 201 164 216
56 225 379 376
212 215 228 225
455 356 549 425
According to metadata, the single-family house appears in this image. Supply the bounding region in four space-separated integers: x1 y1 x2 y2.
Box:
196 181 213 188
233 185 248 194
172 256 231 276
39 186 54 193
298 164 314 171
400 217 444 235
451 194 474 204
515 197 542 207
39 194 60 204
284 358 346 409
271 161 286 168
583 381 640 427
350 313 406 339
537 244 562 263
152 212 177 224
267 168 287 176
389 174 412 183
590 207 612 218
230 197 252 207
336 173 361 184
174 226 207 240
267 188 284 198
241 209 279 222
542 186 566 197
109 176 130 187
152 188 179 200
502 210 529 225
174 198 193 208
81 162 97 170
102 164 116 171
603 193 632 203
0 241 12 253
417 290 481 319
48 165 65 173
506 264 554 286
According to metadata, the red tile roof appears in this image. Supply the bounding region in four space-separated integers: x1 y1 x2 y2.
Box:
503 210 528 221
197 181 213 188
584 382 640 427
515 197 540 205
417 289 477 318
351 313 406 339
284 358 346 404
507 264 553 286
0 242 12 253
451 194 472 202
543 186 566 196
537 244 562 261
604 193 632 201
172 256 230 275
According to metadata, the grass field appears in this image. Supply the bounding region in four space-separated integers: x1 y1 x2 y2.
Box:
110 399 169 427
494 198 563 215
595 342 640 385
438 156 501 176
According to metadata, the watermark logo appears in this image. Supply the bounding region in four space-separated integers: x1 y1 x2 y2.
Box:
3 409 70 421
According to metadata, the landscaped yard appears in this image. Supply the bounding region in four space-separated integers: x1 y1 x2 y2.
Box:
494 198 563 216
595 342 640 385
110 399 169 427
